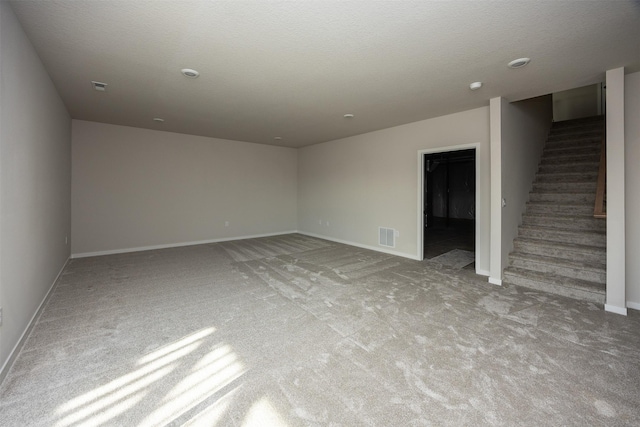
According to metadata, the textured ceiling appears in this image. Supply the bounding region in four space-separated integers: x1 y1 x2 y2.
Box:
9 1 640 148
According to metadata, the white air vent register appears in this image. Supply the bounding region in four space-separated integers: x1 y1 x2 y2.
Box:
379 227 396 248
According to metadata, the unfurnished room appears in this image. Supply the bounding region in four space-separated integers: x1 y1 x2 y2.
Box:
1 1 640 426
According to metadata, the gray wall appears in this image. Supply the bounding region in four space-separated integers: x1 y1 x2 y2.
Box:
500 95 553 272
0 3 71 373
490 95 553 281
71 121 298 256
298 107 491 272
553 84 601 122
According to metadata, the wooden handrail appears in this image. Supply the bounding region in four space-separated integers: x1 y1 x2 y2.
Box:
594 138 606 218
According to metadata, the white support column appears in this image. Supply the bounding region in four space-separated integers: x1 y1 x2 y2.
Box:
489 97 503 285
605 67 627 315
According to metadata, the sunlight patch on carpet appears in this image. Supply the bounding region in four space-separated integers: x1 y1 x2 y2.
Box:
428 249 475 269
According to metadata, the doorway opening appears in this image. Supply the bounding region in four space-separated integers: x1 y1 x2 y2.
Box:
422 148 476 269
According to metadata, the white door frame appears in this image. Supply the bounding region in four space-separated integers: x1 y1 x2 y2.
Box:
417 143 481 273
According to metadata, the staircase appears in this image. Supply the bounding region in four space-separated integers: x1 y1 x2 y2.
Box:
503 116 606 304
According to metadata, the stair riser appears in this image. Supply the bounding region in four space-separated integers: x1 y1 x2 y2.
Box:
525 204 595 216
545 141 601 152
513 241 605 264
503 272 605 304
518 228 605 247
551 125 605 135
552 118 604 127
539 163 599 174
535 173 598 183
547 132 603 142
529 193 595 204
543 146 601 158
522 215 606 232
510 259 606 284
540 154 600 165
547 132 602 141
532 182 597 193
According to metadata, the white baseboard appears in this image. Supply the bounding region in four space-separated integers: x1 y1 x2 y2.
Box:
605 304 628 316
71 231 299 258
297 231 422 261
0 257 69 384
476 269 490 277
625 301 640 311
488 277 502 286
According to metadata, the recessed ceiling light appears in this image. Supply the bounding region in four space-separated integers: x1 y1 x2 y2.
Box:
181 68 200 78
344 114 355 119
153 118 165 122
274 136 283 140
91 81 108 91
469 82 483 90
507 58 531 69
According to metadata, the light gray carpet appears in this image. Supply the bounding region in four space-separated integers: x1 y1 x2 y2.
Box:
1 234 639 426
428 249 475 269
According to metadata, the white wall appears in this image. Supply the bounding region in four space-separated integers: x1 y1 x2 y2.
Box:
625 71 640 308
297 107 490 272
71 121 297 255
0 3 71 375
500 95 553 272
553 84 601 122
489 98 505 284
605 68 626 315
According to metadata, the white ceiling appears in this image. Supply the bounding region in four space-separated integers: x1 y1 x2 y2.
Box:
9 1 640 148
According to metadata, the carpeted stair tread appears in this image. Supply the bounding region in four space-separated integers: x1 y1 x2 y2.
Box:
522 213 606 231
524 202 595 215
508 252 606 284
522 211 600 219
538 163 599 174
547 129 602 137
528 192 596 204
517 228 605 248
542 146 601 158
544 142 601 152
546 131 603 142
551 125 604 135
541 156 600 167
540 153 600 165
513 236 606 263
504 266 606 294
545 141 602 150
503 267 605 304
534 171 598 182
509 250 605 271
532 182 596 192
519 223 605 236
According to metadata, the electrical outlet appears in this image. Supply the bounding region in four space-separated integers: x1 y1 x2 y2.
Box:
319 219 322 225
326 221 330 226
225 221 229 227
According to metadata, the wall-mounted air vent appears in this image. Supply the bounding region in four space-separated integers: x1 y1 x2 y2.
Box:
91 81 108 91
379 227 396 248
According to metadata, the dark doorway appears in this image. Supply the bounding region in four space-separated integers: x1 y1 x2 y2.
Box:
423 149 476 264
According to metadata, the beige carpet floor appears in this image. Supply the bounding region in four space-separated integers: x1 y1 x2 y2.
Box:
1 234 639 426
